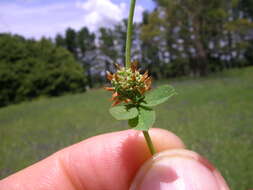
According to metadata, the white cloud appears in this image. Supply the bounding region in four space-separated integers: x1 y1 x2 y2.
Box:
76 0 144 31
76 0 126 31
0 0 145 39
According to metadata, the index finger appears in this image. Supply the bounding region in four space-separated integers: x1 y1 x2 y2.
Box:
0 128 184 190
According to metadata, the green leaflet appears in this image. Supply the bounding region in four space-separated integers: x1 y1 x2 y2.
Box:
109 106 138 120
110 85 176 131
128 106 156 131
142 85 176 107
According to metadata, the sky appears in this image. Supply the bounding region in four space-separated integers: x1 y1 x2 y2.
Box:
0 0 155 39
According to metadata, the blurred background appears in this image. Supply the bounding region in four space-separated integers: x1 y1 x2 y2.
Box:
0 0 253 189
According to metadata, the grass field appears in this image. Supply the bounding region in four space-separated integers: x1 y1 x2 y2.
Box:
1 67 253 189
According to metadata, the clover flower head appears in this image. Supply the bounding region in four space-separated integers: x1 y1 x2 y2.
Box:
105 61 152 106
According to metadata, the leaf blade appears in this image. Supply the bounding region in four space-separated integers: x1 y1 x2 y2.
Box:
109 106 138 120
142 85 176 107
129 107 156 131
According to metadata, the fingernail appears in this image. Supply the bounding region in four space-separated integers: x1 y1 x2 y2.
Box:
130 150 228 190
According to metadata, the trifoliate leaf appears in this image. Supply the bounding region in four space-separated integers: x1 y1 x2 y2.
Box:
109 106 138 120
128 107 155 131
142 85 176 107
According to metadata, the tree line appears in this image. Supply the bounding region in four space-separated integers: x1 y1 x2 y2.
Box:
55 0 253 81
0 0 253 107
0 34 86 107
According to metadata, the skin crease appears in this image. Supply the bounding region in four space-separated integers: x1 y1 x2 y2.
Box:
0 128 230 190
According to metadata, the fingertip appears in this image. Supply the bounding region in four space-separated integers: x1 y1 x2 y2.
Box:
148 128 186 152
130 149 230 190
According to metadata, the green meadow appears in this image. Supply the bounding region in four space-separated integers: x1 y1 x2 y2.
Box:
1 67 253 190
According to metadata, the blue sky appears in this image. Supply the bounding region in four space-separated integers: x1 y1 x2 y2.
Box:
0 0 155 39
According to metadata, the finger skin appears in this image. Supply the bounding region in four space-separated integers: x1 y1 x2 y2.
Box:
130 149 230 190
0 128 184 190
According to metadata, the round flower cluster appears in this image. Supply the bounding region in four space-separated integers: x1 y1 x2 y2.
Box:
105 62 151 106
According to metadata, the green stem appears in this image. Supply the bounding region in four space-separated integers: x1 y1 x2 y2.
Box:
143 131 156 155
125 0 136 68
125 0 155 155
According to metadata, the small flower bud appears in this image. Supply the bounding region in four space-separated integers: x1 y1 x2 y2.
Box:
105 62 152 106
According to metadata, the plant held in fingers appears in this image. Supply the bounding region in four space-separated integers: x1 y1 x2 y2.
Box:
105 0 176 155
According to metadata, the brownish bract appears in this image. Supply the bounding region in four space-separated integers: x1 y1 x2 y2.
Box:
105 62 152 106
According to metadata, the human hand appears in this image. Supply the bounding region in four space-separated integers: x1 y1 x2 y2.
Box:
0 128 230 190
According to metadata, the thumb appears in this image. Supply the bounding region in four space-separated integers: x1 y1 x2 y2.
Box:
130 149 230 190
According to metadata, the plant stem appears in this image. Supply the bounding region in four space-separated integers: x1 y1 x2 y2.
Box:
125 0 136 68
143 131 156 155
125 0 155 155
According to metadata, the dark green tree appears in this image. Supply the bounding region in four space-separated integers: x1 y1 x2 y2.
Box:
240 0 253 18
140 11 166 79
65 28 78 58
99 27 118 74
0 34 86 107
55 34 66 47
77 27 96 88
240 0 253 65
114 20 127 65
151 0 253 76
